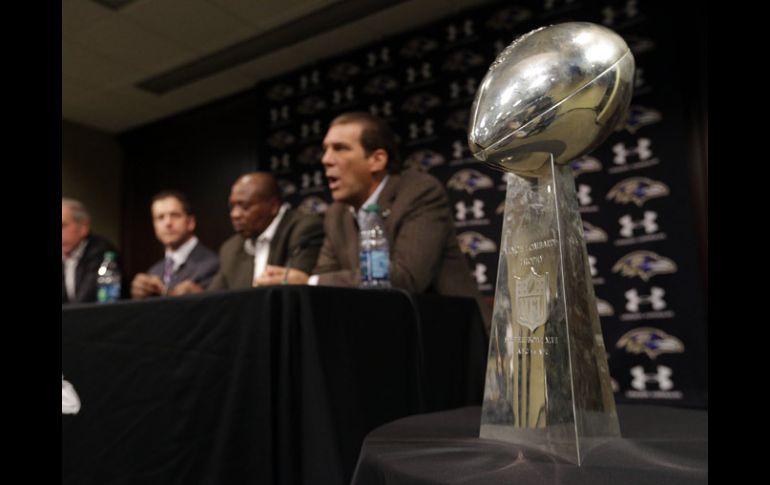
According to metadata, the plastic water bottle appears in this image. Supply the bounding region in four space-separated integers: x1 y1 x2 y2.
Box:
96 251 121 303
359 203 391 288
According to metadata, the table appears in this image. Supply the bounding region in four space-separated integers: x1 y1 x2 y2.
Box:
62 286 487 485
351 404 707 485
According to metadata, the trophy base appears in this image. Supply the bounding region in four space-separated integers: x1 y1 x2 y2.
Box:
479 155 619 465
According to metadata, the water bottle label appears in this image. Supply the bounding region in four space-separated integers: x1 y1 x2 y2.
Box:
370 250 389 279
97 284 121 303
360 250 372 281
360 249 390 283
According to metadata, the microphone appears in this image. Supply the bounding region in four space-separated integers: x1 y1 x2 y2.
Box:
282 232 324 284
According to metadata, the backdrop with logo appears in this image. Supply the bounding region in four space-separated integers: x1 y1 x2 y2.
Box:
254 0 707 408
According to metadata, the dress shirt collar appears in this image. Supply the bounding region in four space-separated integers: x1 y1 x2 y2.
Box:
164 236 198 272
243 203 290 255
352 176 390 226
63 238 88 264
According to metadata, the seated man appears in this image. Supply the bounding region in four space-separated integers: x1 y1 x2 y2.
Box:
207 172 324 290
256 112 492 331
131 190 219 298
62 197 122 304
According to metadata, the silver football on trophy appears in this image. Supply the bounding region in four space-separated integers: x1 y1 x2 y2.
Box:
468 22 635 175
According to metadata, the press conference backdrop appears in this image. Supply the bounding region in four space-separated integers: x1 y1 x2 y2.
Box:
254 0 707 407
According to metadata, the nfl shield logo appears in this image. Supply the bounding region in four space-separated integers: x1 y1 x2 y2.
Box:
516 272 549 331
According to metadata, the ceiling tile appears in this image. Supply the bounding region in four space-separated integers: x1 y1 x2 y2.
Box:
122 0 256 54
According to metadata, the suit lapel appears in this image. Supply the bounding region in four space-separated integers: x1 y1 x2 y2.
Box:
268 210 291 265
377 174 400 239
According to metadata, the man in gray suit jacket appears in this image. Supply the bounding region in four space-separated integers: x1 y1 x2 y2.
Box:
131 190 219 298
256 112 491 331
207 172 324 291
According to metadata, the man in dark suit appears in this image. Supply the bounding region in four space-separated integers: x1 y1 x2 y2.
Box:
131 190 219 298
207 172 324 291
256 112 491 331
62 198 122 304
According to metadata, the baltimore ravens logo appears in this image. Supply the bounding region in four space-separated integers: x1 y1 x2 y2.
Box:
624 35 656 55
616 327 684 359
606 177 670 207
266 83 294 102
612 250 677 281
457 231 497 257
447 169 494 194
327 62 361 82
443 49 487 72
401 93 442 114
266 130 296 149
569 155 603 176
298 196 329 215
582 221 608 243
363 75 399 95
400 36 439 58
485 6 532 30
445 109 470 131
277 179 297 197
596 298 614 317
295 96 326 115
621 105 662 134
404 150 446 171
297 146 323 166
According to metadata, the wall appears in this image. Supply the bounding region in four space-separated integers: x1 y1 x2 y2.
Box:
61 119 124 248
118 90 260 279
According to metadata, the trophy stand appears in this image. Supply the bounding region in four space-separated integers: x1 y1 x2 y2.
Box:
479 155 619 464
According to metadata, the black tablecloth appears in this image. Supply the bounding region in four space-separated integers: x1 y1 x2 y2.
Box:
352 404 707 485
62 286 487 485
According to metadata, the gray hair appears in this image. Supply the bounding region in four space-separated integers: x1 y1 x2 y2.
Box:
62 198 91 224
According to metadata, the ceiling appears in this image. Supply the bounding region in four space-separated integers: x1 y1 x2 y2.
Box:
63 0 496 134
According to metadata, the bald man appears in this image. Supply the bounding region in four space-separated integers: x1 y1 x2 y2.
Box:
207 172 324 291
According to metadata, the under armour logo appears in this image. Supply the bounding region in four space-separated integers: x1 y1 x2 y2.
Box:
625 287 666 312
631 365 673 391
613 138 652 164
301 170 324 189
300 120 323 139
453 140 468 159
270 154 290 171
269 105 290 123
635 68 646 90
577 184 592 206
332 86 355 104
409 119 435 139
544 0 577 11
619 211 658 237
299 70 320 90
455 200 485 221
369 101 393 117
473 263 488 285
446 19 474 41
406 63 432 83
367 47 390 67
602 0 640 26
449 78 477 99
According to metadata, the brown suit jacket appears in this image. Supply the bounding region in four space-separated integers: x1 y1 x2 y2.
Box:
314 169 491 330
208 208 324 291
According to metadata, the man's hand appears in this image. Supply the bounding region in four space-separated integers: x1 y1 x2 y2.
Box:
254 265 310 286
131 273 166 299
168 279 204 296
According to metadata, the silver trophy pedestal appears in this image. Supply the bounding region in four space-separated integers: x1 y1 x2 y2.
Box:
479 155 619 464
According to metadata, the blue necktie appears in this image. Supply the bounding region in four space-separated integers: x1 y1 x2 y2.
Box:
163 257 174 287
